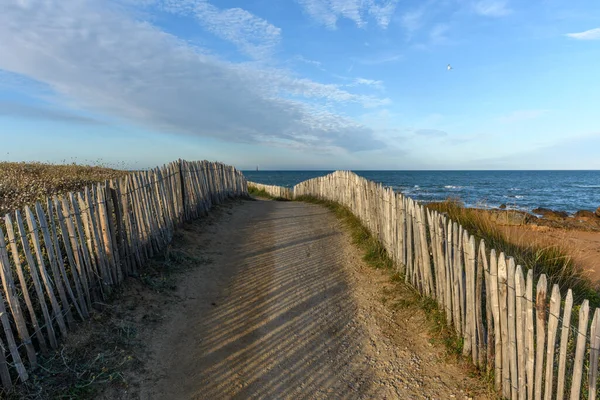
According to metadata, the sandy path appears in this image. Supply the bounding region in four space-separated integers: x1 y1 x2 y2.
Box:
112 199 490 399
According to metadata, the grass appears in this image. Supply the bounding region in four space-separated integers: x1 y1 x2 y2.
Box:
295 195 496 395
427 198 600 307
247 185 290 201
0 161 129 216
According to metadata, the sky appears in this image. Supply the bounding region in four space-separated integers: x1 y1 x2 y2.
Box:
0 0 599 170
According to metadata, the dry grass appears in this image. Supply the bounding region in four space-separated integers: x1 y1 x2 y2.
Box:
0 162 129 216
247 185 290 201
427 198 600 307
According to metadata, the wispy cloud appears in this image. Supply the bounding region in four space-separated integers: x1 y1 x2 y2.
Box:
472 0 512 17
566 27 600 40
161 0 281 59
293 55 325 70
351 78 385 91
400 8 425 36
357 53 402 65
367 0 399 29
333 74 385 90
0 101 104 125
0 0 387 152
498 109 547 123
295 0 399 30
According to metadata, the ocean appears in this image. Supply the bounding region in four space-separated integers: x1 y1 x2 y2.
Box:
242 170 600 214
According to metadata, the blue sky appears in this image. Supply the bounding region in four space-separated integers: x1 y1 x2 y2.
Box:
1 0 599 170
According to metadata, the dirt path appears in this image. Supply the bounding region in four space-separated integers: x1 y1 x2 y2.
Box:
102 198 492 399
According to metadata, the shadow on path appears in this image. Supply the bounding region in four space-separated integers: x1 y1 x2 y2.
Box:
148 200 385 399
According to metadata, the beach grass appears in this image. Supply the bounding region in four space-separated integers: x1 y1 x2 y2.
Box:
247 185 290 201
0 161 128 216
427 198 600 307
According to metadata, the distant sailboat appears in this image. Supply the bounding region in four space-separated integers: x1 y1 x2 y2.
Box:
256 165 259 171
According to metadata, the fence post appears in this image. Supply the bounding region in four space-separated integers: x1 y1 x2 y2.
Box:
179 159 187 220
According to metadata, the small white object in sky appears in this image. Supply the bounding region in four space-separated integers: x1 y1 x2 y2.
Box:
447 64 453 71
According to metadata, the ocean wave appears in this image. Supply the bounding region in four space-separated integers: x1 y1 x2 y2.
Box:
444 185 462 189
573 185 600 188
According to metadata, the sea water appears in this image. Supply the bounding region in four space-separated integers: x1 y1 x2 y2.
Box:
242 170 600 214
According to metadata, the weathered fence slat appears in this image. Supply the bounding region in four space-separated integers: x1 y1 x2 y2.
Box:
497 253 510 398
515 266 526 400
16 209 58 349
534 275 547 400
25 206 68 338
544 284 561 400
506 257 517 400
4 214 47 354
570 300 589 400
0 339 12 389
481 240 494 373
526 269 535 400
556 289 573 400
48 198 85 321
589 308 600 400
61 195 92 311
35 202 74 328
0 224 37 367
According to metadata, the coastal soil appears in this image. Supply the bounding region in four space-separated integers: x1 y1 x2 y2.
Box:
475 207 600 283
496 224 600 283
95 198 492 399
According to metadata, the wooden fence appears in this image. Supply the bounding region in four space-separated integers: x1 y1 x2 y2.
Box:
290 170 598 400
0 159 247 390
248 182 293 200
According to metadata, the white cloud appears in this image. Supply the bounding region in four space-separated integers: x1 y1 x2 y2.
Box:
351 78 384 91
294 55 325 70
473 0 512 17
295 0 398 29
367 0 399 29
566 28 600 40
400 9 425 35
331 75 385 91
0 101 104 125
161 0 281 59
357 53 402 65
0 0 388 152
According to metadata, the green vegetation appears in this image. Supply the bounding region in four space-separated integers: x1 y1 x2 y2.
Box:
0 162 128 216
247 185 290 201
296 195 494 392
427 198 600 307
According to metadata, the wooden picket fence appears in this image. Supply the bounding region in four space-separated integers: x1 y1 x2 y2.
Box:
248 182 293 200
0 159 247 390
290 170 598 400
